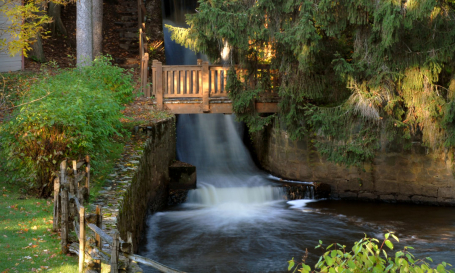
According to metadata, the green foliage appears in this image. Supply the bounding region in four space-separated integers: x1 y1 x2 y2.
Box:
169 0 455 166
226 66 275 132
0 56 134 196
288 233 454 273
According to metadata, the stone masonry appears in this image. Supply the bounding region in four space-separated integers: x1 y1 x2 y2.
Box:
250 123 455 206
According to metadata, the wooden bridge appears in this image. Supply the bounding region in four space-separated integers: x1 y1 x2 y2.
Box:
148 60 279 114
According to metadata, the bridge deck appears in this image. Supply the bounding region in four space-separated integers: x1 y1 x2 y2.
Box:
158 98 278 114
151 60 279 114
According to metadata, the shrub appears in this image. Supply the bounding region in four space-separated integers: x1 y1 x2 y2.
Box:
0 56 134 197
288 233 454 273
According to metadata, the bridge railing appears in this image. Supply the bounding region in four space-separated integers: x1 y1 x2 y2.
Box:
151 59 278 112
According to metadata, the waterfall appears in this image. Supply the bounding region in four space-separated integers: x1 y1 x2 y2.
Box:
176 114 285 206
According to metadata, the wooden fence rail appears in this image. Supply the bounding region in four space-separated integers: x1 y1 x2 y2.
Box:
53 158 184 273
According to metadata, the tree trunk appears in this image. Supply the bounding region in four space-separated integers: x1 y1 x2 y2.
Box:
29 34 46 63
77 0 93 66
92 0 103 57
37 167 54 198
48 3 67 36
28 3 46 63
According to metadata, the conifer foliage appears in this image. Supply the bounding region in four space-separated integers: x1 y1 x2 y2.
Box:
169 0 455 166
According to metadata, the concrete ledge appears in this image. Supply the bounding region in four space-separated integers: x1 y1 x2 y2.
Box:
169 161 197 190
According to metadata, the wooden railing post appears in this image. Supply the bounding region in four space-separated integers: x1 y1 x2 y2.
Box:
143 53 150 97
202 61 210 112
154 60 163 109
79 206 85 273
53 176 60 232
61 186 69 254
139 28 143 60
111 232 120 273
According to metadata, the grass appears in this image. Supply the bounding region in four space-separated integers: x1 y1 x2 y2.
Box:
0 178 78 273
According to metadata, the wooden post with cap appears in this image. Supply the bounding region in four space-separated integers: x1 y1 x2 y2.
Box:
202 61 210 112
153 60 163 109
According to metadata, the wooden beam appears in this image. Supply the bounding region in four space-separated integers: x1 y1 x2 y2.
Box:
111 232 119 273
163 102 278 114
88 223 114 246
256 102 279 113
123 253 186 273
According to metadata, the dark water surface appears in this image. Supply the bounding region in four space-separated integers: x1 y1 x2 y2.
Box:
137 2 455 272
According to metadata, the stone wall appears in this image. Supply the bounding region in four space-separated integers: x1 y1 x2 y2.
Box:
117 118 176 252
250 123 455 205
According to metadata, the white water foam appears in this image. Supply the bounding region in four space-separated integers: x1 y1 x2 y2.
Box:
177 114 286 206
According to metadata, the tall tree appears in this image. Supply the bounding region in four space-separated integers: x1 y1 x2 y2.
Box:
48 2 67 36
168 0 455 166
77 0 92 66
92 0 102 57
28 2 47 62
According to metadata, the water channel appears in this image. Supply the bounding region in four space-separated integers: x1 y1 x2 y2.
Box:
138 1 455 272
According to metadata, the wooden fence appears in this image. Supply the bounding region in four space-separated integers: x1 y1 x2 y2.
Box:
138 0 151 97
151 59 279 112
53 158 185 273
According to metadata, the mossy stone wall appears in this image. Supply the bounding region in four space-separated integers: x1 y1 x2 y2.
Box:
250 124 455 206
117 118 176 252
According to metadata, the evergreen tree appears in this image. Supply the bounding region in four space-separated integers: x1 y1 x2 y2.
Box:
168 0 455 166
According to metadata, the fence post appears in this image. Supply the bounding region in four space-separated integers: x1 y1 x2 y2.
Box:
94 205 102 272
202 61 210 112
61 187 69 254
95 205 102 250
60 160 66 185
79 206 85 273
73 160 83 205
85 155 90 197
125 231 133 268
53 176 60 232
127 231 133 253
111 232 120 273
154 60 163 110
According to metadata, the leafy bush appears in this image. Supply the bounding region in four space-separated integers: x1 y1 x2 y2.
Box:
0 56 134 197
288 233 454 273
